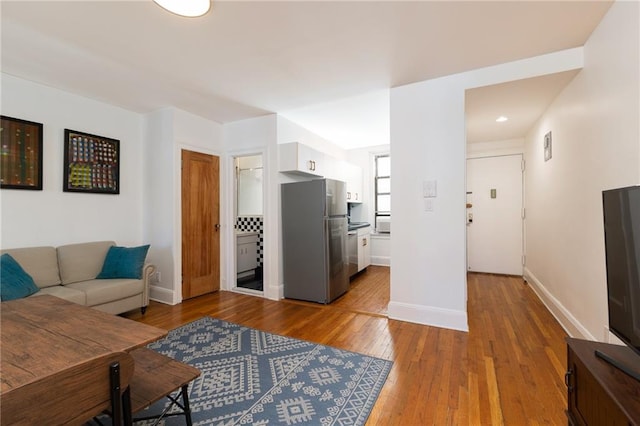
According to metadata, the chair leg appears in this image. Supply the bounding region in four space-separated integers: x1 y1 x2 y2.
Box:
181 385 194 426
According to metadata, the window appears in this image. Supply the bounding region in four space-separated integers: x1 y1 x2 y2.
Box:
375 154 390 232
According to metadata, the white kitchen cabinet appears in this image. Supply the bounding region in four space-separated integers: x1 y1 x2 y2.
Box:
237 233 259 274
278 142 324 177
344 162 363 203
357 226 371 271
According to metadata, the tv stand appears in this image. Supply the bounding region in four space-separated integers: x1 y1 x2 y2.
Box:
566 338 640 424
595 348 640 382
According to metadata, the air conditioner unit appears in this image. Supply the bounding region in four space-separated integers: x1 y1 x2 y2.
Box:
377 217 391 233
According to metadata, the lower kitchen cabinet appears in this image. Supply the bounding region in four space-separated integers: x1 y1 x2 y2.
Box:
357 226 371 272
237 233 259 274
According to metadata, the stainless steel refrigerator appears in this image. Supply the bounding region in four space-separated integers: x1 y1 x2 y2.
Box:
281 179 349 303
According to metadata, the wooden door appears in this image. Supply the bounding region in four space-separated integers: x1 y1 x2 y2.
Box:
182 150 220 299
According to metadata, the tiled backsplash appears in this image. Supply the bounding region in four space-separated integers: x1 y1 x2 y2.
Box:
236 216 263 267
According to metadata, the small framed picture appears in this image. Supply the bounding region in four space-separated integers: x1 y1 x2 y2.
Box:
63 129 119 194
544 131 552 162
0 115 44 190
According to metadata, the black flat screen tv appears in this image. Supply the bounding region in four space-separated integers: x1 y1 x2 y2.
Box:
601 185 640 380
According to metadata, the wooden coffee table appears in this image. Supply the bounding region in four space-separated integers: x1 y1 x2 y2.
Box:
1 295 167 395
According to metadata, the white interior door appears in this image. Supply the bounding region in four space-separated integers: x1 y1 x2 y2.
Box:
466 155 523 275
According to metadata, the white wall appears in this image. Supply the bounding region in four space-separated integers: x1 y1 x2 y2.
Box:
225 115 276 152
142 107 223 304
467 138 524 159
143 107 223 304
1 73 144 248
223 115 281 300
277 116 346 160
390 77 469 331
143 109 175 299
390 48 585 331
523 0 640 342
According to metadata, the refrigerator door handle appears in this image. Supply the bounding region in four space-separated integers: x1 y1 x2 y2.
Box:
324 220 331 302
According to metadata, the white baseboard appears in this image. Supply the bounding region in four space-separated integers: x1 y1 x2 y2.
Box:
262 282 284 301
149 285 177 305
388 301 468 332
371 256 390 266
523 267 595 340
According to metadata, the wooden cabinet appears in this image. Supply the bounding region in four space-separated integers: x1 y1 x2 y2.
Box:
357 226 371 272
565 338 640 425
278 142 324 177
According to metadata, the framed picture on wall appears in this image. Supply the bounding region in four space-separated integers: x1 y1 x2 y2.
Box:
63 129 120 194
0 115 44 190
544 131 552 162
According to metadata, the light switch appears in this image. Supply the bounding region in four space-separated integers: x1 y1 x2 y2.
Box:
423 180 437 198
491 189 497 199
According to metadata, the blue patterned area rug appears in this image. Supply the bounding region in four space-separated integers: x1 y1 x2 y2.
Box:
136 316 393 425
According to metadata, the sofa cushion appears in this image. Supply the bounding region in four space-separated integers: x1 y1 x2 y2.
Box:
33 285 86 305
0 247 61 288
0 254 40 301
65 278 144 307
97 245 150 280
57 241 115 285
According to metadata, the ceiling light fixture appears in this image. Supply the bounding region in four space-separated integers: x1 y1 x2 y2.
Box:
153 0 211 17
496 116 508 123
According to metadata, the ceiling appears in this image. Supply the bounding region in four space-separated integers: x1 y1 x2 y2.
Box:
465 70 581 144
1 0 612 149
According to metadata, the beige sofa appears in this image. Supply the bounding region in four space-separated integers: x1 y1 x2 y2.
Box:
1 241 153 315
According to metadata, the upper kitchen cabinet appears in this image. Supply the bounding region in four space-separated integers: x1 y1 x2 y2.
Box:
344 162 363 203
278 142 324 177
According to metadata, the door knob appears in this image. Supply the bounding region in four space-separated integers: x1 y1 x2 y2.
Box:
215 224 221 231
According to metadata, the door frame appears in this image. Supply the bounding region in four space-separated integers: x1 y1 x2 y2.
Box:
175 143 223 303
225 148 268 295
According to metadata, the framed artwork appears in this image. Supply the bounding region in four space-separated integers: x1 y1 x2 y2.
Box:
63 129 119 194
544 131 552 162
0 115 44 190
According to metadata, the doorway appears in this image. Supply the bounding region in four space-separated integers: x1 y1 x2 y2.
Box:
466 154 524 275
234 154 264 292
181 149 220 299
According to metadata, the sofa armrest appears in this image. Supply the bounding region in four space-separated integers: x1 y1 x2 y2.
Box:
141 263 156 307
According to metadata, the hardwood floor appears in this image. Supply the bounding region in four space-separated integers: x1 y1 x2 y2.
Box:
123 269 568 425
333 266 390 316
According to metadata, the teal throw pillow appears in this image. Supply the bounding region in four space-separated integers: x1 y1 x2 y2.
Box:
96 245 150 280
1 253 40 301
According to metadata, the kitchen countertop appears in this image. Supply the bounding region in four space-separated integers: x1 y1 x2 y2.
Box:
348 222 370 232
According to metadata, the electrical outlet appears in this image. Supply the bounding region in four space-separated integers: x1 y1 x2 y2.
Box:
153 271 161 284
